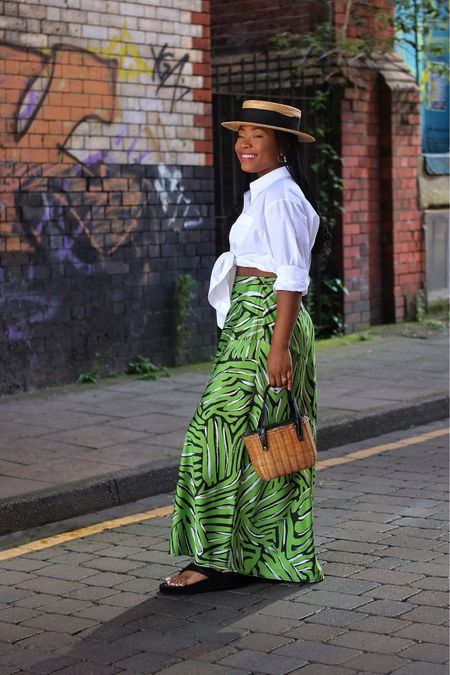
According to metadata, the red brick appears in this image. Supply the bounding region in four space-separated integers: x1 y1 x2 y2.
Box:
191 11 210 25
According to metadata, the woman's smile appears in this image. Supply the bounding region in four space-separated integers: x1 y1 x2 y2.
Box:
235 125 281 177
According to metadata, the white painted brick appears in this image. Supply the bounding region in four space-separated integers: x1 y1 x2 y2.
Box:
181 60 193 76
0 16 27 30
160 112 185 127
122 2 146 17
143 5 156 18
96 13 119 28
178 126 202 140
68 23 82 38
19 3 47 19
182 114 194 127
179 10 191 24
17 32 48 48
46 7 60 21
82 24 108 39
139 98 164 113
87 12 100 25
127 110 147 125
112 150 129 162
123 16 138 30
180 36 192 50
133 18 155 33
120 83 146 98
184 0 202 11
124 29 149 44
136 71 153 86
68 136 84 150
192 76 205 89
168 34 181 48
49 35 85 50
145 120 165 138
59 8 87 23
88 137 112 150
160 124 176 138
189 49 204 62
179 22 201 37
80 0 113 11
26 18 42 33
175 151 199 165
103 0 119 13
155 6 179 21
43 0 75 7
149 19 163 32
190 155 204 167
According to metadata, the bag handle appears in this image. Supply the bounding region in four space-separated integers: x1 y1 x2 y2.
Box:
258 384 304 451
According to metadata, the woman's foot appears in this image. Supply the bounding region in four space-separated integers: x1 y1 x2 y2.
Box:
159 562 249 595
164 567 225 587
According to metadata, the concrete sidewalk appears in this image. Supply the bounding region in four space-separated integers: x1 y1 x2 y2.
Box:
0 322 448 535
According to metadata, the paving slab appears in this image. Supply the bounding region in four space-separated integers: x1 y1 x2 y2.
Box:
0 423 446 672
0 323 448 534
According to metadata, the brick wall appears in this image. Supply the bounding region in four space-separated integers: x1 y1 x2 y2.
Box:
334 0 424 329
340 61 424 330
0 0 215 393
211 0 326 54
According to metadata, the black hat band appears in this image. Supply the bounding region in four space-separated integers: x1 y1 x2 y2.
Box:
239 107 300 132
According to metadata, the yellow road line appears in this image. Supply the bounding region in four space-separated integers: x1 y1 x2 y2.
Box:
316 426 448 469
0 505 173 562
0 427 447 562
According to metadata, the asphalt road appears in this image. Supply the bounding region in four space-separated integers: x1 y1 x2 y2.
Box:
0 420 448 674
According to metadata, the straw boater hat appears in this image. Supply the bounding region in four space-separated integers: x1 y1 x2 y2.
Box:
221 99 315 143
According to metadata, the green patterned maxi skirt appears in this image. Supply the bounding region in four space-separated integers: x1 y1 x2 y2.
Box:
169 275 324 583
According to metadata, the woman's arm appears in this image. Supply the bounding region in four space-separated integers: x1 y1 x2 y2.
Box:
267 290 302 390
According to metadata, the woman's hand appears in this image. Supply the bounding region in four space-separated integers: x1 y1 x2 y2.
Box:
267 343 293 390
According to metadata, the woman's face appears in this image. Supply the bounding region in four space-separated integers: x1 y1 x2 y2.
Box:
235 125 281 177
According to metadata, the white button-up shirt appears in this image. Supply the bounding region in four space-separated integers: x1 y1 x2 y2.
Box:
208 166 320 328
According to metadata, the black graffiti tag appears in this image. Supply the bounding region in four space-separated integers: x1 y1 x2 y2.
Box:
151 44 190 112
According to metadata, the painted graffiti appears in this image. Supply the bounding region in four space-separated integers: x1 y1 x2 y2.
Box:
1 39 202 259
94 29 191 112
151 44 190 112
0 36 205 350
155 165 203 230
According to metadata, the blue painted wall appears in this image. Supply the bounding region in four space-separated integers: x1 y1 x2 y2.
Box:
395 0 449 156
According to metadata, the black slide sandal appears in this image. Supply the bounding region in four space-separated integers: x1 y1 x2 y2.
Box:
159 562 249 595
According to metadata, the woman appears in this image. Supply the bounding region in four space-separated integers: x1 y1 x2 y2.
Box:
160 99 325 594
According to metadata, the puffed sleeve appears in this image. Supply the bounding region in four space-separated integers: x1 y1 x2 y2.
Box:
263 198 316 295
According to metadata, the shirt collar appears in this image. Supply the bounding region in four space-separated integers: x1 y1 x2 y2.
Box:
249 166 290 201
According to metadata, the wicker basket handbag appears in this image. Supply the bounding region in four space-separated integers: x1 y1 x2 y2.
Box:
243 384 317 480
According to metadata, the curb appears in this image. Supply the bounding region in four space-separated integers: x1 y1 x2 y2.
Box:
0 395 448 537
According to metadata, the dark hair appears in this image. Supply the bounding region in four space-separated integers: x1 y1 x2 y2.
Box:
228 129 331 257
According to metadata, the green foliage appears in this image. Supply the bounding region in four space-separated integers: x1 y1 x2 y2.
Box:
127 356 169 380
394 0 449 79
174 273 197 367
76 351 103 383
422 318 445 329
415 289 427 322
77 369 100 384
318 277 349 337
358 330 372 341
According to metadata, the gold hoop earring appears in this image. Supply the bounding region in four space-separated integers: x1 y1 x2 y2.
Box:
277 152 287 164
